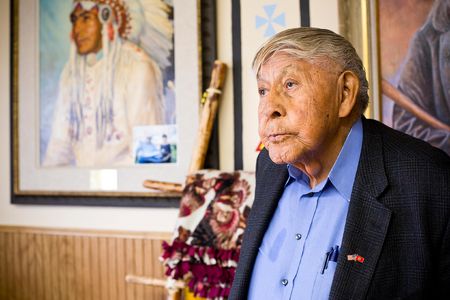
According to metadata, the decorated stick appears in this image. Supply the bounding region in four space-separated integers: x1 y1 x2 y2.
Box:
125 275 184 300
142 179 183 193
188 60 227 173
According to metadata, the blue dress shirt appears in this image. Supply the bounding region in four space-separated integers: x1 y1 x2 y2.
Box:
248 119 363 300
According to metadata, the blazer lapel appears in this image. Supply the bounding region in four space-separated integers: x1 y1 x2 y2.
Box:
247 152 288 260
234 150 288 297
330 120 392 299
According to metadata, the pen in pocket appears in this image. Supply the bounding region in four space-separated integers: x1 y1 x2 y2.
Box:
321 245 339 274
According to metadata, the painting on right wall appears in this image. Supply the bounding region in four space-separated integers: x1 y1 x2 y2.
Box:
378 0 450 155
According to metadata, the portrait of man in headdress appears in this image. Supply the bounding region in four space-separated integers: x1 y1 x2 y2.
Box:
40 0 174 167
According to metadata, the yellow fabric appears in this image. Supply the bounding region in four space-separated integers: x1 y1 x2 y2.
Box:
184 287 206 300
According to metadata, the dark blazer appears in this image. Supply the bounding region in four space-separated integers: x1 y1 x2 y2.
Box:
230 118 450 299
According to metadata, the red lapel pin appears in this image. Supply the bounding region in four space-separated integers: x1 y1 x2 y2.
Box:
347 254 365 263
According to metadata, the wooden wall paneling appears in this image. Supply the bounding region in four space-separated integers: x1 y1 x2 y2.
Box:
42 234 50 300
98 237 108 300
135 238 145 300
139 239 148 299
73 236 82 298
13 232 21 300
68 235 77 300
31 233 39 299
116 237 126 300
41 232 51 300
107 237 118 300
22 233 29 300
80 236 89 300
34 233 45 300
152 238 166 298
54 235 63 300
2 233 9 299
144 238 155 300
6 233 13 299
91 236 101 300
6 233 14 299
0 232 6 299
125 237 135 299
10 232 15 299
17 232 24 300
50 234 60 300
0 226 172 300
57 235 67 300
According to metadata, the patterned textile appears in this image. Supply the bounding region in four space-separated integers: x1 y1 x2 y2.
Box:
161 170 255 299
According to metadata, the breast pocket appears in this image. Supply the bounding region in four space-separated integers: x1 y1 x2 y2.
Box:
312 261 337 299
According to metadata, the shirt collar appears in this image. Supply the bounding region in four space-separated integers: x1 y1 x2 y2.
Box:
285 118 363 201
328 118 363 201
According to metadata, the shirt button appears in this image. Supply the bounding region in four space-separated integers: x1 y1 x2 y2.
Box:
295 233 302 240
281 279 288 286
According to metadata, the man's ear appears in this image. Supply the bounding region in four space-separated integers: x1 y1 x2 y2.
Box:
338 71 359 118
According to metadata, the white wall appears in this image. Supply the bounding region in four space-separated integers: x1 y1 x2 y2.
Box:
0 0 338 232
310 0 339 30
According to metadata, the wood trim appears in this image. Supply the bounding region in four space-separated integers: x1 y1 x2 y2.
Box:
0 225 173 239
0 225 173 300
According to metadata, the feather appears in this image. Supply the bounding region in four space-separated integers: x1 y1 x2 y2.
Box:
125 0 173 70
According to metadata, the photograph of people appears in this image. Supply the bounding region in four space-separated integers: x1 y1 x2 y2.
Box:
42 0 174 167
135 133 173 164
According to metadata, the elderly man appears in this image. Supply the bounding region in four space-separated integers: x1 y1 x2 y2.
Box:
230 28 450 299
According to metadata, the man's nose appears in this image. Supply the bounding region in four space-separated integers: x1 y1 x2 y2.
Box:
261 92 286 119
73 20 83 35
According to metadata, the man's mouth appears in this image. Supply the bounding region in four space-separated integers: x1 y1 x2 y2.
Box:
266 133 294 143
76 36 89 45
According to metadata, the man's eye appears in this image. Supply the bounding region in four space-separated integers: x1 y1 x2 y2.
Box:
70 14 77 24
258 88 267 96
285 81 296 89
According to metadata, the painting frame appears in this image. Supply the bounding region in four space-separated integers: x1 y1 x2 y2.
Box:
11 0 218 207
338 0 381 121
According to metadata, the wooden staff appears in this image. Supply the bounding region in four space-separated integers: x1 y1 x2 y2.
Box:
125 275 184 300
142 61 227 193
143 179 184 193
189 60 227 173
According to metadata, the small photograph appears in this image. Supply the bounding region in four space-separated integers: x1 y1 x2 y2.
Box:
133 125 177 164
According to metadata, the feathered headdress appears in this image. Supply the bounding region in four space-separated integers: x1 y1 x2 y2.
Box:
73 0 173 70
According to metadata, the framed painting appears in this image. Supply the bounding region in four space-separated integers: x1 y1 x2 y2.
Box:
11 0 218 206
339 0 450 155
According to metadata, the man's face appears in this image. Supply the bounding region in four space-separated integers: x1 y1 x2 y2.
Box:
71 6 102 55
257 52 342 167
